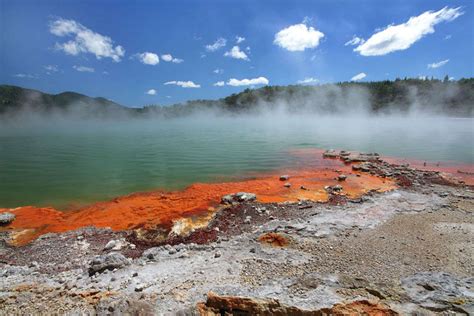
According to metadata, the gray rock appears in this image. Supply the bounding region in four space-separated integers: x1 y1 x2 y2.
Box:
135 283 145 292
142 247 163 260
89 252 130 275
279 175 290 181
221 192 256 204
0 212 15 225
284 182 291 188
104 240 122 251
323 149 338 158
337 174 347 181
402 272 474 314
168 248 177 255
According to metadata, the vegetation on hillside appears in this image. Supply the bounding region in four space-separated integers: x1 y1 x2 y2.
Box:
1 77 473 118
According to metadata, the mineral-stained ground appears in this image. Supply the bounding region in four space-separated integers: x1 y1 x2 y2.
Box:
0 151 473 315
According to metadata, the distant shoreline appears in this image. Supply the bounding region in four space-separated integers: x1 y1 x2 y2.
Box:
2 78 473 118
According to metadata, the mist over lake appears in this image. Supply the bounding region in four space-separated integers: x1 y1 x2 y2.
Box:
1 115 471 208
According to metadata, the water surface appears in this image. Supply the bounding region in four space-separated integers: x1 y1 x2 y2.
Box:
0 116 472 208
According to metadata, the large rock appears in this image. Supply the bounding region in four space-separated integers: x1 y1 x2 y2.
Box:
89 252 130 275
103 239 125 251
401 272 474 314
323 149 338 158
197 292 397 315
0 212 15 225
221 192 256 204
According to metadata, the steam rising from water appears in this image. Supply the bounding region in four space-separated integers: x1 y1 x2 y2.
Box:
0 83 472 207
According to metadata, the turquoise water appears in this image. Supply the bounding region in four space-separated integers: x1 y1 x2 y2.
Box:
0 116 472 208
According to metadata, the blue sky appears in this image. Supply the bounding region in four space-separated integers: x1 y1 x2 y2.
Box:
1 0 473 107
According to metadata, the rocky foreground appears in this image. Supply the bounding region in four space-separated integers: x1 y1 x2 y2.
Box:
0 152 473 315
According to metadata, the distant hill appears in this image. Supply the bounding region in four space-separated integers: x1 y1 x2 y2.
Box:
0 85 129 117
2 78 474 118
142 77 474 117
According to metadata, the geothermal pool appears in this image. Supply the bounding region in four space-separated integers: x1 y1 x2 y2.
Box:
0 116 472 208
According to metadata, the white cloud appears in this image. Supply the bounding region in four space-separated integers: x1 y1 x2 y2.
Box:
213 68 224 74
50 18 125 62
146 89 157 95
214 81 225 87
344 35 365 46
205 38 226 52
427 59 449 68
73 65 95 72
236 36 245 44
274 23 324 51
444 34 452 40
224 46 249 60
13 73 37 79
44 65 59 72
164 80 201 88
161 54 184 63
161 54 172 62
354 7 463 56
297 77 319 85
351 72 367 81
136 52 159 65
227 77 269 86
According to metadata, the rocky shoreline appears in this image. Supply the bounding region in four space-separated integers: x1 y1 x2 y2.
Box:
1 151 473 315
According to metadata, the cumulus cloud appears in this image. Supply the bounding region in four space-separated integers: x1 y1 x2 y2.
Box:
427 59 449 68
227 77 269 86
205 38 226 52
224 46 249 60
274 23 324 51
136 52 159 65
146 89 157 95
49 18 125 62
214 81 225 87
161 54 183 63
354 7 463 56
236 36 245 44
351 72 367 81
73 65 95 72
164 80 201 88
297 77 319 85
213 68 224 74
344 35 365 46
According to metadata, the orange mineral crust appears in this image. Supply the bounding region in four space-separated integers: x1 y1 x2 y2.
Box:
1 157 396 245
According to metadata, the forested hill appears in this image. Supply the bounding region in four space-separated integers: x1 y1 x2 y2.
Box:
141 78 474 117
0 85 129 116
2 78 473 118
